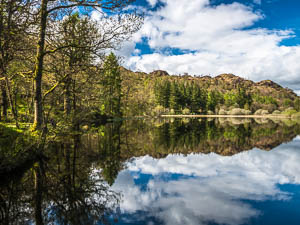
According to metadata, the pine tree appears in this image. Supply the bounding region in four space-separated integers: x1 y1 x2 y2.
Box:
206 91 218 112
101 53 122 117
154 79 170 108
190 83 202 113
169 81 181 112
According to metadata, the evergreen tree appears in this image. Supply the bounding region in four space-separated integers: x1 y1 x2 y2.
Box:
206 91 218 112
190 83 202 113
162 80 171 108
236 87 250 108
185 83 192 110
169 81 181 112
178 82 187 109
154 79 170 108
101 53 122 117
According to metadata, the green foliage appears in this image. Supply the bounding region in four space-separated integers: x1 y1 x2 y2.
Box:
218 108 227 115
252 94 278 106
291 112 300 118
206 91 219 113
182 108 190 115
254 109 269 115
294 98 300 111
101 53 122 117
272 110 281 114
282 108 297 116
227 108 251 115
224 91 238 107
154 79 171 108
283 99 293 107
169 81 181 112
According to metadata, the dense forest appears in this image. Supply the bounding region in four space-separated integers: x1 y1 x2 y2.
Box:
0 0 142 130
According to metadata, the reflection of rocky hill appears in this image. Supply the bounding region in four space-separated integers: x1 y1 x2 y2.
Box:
84 119 300 161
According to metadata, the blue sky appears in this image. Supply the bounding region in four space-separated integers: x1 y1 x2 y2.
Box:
116 0 300 93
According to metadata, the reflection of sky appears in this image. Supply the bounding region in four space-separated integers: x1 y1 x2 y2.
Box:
112 136 300 225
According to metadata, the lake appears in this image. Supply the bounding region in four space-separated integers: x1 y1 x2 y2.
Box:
1 118 300 225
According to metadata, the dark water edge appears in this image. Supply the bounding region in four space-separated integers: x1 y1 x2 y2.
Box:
1 118 300 225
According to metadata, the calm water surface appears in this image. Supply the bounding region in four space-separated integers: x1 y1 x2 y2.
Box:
1 118 300 225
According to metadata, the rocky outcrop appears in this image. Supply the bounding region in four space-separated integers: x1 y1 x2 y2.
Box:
150 70 169 76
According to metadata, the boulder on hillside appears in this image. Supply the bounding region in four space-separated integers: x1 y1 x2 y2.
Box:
150 70 169 76
256 80 283 89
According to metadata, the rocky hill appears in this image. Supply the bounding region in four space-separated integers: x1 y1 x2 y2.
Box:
120 67 300 116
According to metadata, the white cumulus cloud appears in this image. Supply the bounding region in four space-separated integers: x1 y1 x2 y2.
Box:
112 137 300 225
147 0 158 7
121 0 300 91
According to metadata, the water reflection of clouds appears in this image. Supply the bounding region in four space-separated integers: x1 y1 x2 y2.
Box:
112 139 300 225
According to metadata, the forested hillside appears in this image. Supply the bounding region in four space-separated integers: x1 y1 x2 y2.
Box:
120 68 300 117
0 0 142 129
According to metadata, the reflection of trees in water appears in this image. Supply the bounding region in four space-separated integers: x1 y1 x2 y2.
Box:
2 118 300 224
151 118 300 155
0 135 120 225
114 118 300 158
82 118 300 181
82 118 300 186
95 122 123 186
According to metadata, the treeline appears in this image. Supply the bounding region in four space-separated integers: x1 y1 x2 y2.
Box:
120 70 300 117
0 0 142 130
154 78 253 115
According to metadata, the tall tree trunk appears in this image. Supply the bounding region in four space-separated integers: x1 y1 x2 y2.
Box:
34 163 44 225
64 77 71 115
33 0 48 130
1 81 8 121
4 76 19 128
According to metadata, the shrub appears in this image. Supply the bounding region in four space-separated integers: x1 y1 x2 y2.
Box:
170 109 175 115
207 110 214 115
254 109 268 115
286 107 295 111
291 112 300 118
228 108 251 115
265 104 277 113
218 109 227 115
282 109 297 116
182 108 190 115
272 110 281 114
153 105 165 115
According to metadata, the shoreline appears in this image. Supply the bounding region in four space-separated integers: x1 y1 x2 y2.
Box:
159 114 292 118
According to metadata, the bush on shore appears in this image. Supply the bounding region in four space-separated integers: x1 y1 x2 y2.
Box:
227 108 251 115
272 110 281 114
254 109 269 115
218 109 227 115
291 112 300 118
282 108 297 116
182 108 190 115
